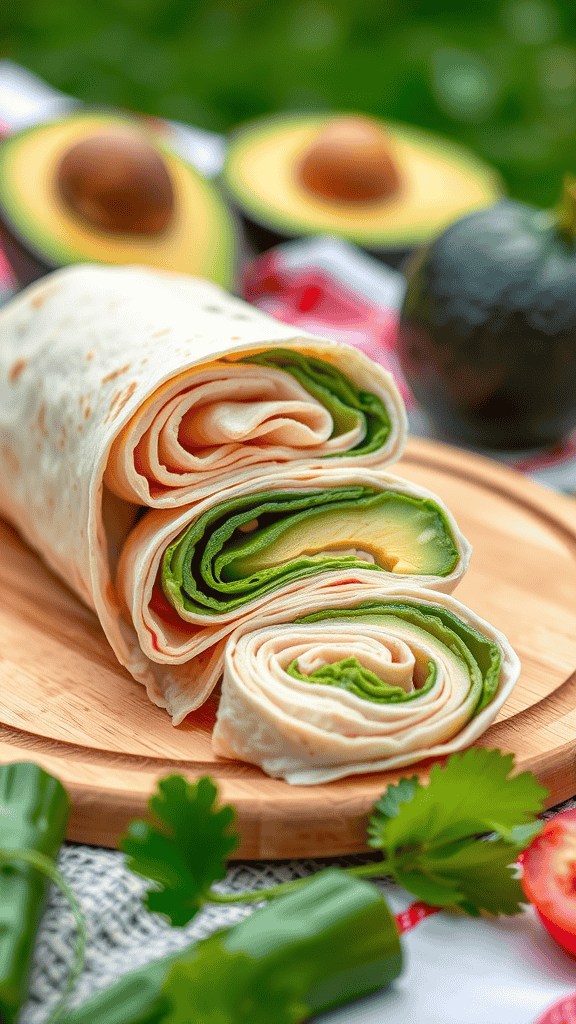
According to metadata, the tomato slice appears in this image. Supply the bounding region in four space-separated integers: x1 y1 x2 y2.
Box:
521 809 576 958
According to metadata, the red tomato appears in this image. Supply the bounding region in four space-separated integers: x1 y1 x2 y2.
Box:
533 992 576 1024
522 809 576 958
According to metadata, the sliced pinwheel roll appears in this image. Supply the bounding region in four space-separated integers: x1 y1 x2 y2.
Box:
0 264 413 718
115 468 471 720
212 585 520 783
0 263 479 734
105 346 407 506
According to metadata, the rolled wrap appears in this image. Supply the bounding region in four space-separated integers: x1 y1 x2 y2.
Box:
212 585 521 783
116 467 471 720
0 264 412 714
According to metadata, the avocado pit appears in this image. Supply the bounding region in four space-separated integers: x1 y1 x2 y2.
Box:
296 116 402 205
56 130 175 235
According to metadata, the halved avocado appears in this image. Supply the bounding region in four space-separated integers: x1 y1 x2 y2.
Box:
223 112 502 266
0 112 239 290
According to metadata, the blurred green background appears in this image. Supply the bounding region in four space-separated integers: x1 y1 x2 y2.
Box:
3 0 575 207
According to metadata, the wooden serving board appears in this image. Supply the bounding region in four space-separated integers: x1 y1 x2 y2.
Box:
1 436 576 858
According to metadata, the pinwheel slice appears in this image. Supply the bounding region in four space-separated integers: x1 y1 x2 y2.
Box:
212 586 520 783
115 468 471 720
105 347 406 505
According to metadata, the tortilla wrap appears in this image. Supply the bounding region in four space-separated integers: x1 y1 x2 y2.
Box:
0 264 470 723
116 467 471 719
212 585 521 783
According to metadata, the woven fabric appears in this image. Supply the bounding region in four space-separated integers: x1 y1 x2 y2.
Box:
22 846 388 1022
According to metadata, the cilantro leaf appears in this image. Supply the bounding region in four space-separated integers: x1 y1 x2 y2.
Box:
509 821 544 847
390 870 465 908
422 837 527 916
162 937 310 1024
369 749 548 853
367 749 547 916
119 775 240 926
370 775 420 830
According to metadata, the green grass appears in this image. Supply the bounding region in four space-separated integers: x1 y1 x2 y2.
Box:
3 0 576 206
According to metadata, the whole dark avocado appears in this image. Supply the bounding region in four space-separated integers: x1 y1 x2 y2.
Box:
397 192 576 449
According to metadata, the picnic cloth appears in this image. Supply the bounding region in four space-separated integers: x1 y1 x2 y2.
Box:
0 63 574 1024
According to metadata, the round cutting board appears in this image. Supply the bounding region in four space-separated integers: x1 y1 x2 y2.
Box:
1 436 576 857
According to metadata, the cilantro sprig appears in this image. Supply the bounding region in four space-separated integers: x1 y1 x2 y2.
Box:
121 775 240 925
119 748 548 925
365 748 547 915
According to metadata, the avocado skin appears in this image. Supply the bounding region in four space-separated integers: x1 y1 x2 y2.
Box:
397 200 576 449
240 210 411 270
0 215 49 289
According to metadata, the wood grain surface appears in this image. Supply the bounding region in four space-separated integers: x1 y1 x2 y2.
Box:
1 435 576 857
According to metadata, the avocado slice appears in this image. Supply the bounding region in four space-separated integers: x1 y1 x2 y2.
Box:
161 486 460 617
219 496 454 580
0 113 239 289
223 112 502 262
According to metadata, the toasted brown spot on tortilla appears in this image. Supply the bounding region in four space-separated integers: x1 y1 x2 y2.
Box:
105 389 123 423
84 405 91 419
152 328 171 338
48 495 54 508
111 381 138 420
102 364 131 385
1 445 20 474
29 285 57 309
9 359 27 382
230 336 241 340
105 581 122 612
86 350 95 360
37 404 48 438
